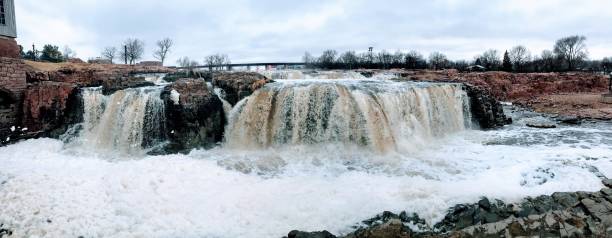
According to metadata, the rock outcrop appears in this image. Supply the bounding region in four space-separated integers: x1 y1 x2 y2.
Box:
21 81 82 137
101 76 154 95
289 181 612 238
211 72 271 105
0 61 176 145
463 84 511 129
24 62 175 87
162 79 225 153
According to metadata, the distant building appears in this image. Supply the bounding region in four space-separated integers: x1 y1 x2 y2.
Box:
0 0 18 58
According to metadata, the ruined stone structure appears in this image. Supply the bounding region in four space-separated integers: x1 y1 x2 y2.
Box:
0 57 26 137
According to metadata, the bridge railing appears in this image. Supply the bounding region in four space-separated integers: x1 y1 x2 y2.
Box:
173 62 305 70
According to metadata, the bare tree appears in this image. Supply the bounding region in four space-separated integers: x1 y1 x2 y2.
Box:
602 57 612 74
153 38 173 65
428 52 448 70
509 45 531 72
554 35 588 71
303 52 316 68
177 56 199 75
476 49 501 70
102 47 117 64
62 45 77 59
204 54 231 71
318 49 337 69
339 51 358 69
376 50 394 69
121 38 145 65
405 50 426 69
540 50 556 72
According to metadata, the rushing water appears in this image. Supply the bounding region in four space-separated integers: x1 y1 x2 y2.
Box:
66 86 167 156
1 75 611 238
226 80 470 153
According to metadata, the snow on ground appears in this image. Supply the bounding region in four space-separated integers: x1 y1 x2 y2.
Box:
0 122 611 238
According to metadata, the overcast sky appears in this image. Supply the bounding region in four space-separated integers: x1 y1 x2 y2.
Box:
15 0 612 65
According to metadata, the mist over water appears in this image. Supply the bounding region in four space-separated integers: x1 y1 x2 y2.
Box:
1 73 611 237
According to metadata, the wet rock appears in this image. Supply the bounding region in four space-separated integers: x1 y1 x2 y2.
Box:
463 84 511 129
557 115 582 125
580 198 612 226
603 179 612 188
21 81 83 137
526 123 557 129
0 223 12 238
345 219 411 238
211 72 271 105
161 79 225 153
287 230 337 238
101 76 155 95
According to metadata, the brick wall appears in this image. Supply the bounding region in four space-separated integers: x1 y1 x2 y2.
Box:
0 37 19 59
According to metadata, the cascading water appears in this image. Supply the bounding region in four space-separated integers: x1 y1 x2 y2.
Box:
69 86 166 155
225 79 470 153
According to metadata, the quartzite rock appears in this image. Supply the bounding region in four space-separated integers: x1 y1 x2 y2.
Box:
463 84 511 129
162 79 225 153
101 76 155 95
21 81 82 137
211 72 271 105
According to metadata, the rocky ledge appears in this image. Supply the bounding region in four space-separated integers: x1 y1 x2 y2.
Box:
161 78 226 153
210 72 271 105
288 180 612 238
463 84 511 129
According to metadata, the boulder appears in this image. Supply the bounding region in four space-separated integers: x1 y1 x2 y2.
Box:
286 230 337 238
463 84 511 129
21 81 82 137
313 185 612 238
162 79 225 153
526 123 557 129
557 115 582 125
101 76 155 95
211 72 271 105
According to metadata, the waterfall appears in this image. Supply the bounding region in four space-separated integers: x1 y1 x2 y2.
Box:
225 80 470 153
73 86 166 155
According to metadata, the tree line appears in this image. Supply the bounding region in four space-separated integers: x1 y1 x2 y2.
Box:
101 37 173 65
305 35 612 73
20 44 77 63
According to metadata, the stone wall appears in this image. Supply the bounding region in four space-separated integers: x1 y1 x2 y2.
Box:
0 57 27 139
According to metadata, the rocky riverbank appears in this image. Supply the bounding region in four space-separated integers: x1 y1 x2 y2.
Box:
388 69 612 121
288 180 612 238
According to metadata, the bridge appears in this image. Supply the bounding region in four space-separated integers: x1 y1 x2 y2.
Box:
173 62 305 71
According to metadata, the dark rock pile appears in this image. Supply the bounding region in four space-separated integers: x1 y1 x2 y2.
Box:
463 84 511 129
288 180 612 238
161 79 226 153
101 76 154 95
211 72 271 105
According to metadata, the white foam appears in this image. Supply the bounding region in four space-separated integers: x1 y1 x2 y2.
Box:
170 89 180 105
1 122 610 237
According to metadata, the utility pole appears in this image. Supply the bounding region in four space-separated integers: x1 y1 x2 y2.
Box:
368 47 374 66
124 45 128 65
32 44 36 61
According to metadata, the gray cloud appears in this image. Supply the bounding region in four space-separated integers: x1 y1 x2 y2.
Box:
15 0 612 65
